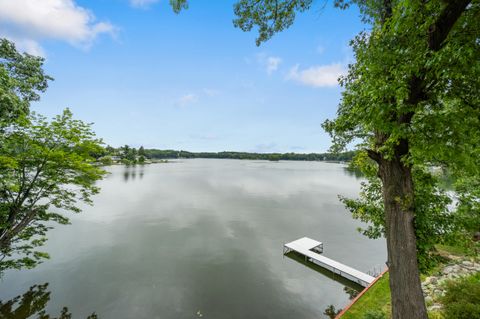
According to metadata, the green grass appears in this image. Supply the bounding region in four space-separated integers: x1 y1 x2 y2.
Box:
339 272 448 319
436 244 472 257
341 273 391 319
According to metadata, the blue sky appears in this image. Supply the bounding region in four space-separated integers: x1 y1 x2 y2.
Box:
0 0 365 152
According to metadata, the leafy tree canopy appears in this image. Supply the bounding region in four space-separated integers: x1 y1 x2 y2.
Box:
0 39 52 125
323 1 480 166
0 110 106 272
0 40 105 273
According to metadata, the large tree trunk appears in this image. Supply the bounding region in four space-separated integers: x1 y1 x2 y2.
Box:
377 141 427 319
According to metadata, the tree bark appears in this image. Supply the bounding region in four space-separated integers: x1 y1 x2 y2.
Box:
377 143 428 319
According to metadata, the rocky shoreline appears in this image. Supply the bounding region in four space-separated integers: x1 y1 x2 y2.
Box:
421 257 480 312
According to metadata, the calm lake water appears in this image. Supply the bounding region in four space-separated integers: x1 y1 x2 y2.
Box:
0 159 386 319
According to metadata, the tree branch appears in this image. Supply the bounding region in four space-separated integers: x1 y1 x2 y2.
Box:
367 149 381 163
428 0 471 51
405 0 471 115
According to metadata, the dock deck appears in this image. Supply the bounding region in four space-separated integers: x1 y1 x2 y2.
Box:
283 237 375 287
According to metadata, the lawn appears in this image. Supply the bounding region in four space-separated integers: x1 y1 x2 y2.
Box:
340 272 391 319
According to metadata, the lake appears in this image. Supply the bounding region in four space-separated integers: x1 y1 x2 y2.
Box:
0 159 386 319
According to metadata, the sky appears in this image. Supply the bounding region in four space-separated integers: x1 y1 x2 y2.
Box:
0 0 366 153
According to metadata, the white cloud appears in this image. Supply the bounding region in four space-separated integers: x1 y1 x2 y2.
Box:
287 63 345 88
130 0 160 8
266 56 282 74
174 89 218 107
6 37 45 56
176 93 198 107
0 0 115 55
256 53 282 74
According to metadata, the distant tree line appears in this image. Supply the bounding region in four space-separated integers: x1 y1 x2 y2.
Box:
99 145 147 165
101 147 355 162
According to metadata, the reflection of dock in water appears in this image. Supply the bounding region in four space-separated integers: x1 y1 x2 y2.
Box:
283 237 375 288
284 252 364 292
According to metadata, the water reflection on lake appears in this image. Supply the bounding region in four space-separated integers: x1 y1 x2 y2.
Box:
0 283 97 319
0 159 386 319
122 165 145 182
342 166 364 179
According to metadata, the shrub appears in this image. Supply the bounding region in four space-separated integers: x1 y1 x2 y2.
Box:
441 272 480 319
363 310 386 319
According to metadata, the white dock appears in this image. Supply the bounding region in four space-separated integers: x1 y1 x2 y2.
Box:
283 237 375 288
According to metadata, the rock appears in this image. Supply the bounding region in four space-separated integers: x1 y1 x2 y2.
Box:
437 278 448 287
442 266 454 275
433 289 444 297
448 273 460 280
473 231 480 241
428 304 443 312
421 256 480 311
425 296 433 305
424 276 438 285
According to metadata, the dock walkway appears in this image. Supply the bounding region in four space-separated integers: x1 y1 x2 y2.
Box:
283 237 375 287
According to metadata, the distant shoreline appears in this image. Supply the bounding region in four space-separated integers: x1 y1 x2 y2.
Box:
142 149 356 162
99 148 356 165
